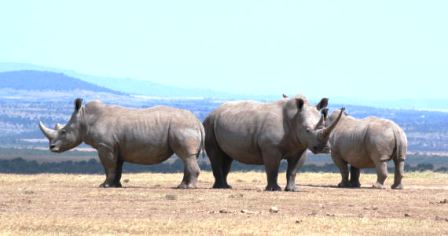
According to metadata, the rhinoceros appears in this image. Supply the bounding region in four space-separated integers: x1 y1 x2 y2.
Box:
39 98 204 188
203 96 344 191
327 109 407 189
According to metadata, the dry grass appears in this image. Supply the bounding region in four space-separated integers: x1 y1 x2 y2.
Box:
0 171 447 235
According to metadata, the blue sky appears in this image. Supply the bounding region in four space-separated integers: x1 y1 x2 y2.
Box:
1 1 447 100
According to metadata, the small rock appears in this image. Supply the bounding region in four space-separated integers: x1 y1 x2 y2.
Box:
219 209 231 214
229 193 244 198
404 213 411 217
165 194 177 200
435 216 448 222
269 206 279 213
236 179 244 183
308 211 317 216
241 209 256 214
440 199 447 204
372 207 378 210
24 190 34 195
295 219 302 224
326 213 335 217
123 179 129 183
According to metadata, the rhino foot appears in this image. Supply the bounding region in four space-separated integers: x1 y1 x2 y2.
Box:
265 184 282 191
337 181 351 188
284 185 299 192
177 183 197 189
391 183 404 190
349 181 361 188
99 182 122 188
212 183 232 189
372 182 386 189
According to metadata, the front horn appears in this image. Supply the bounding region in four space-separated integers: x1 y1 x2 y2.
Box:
39 121 57 140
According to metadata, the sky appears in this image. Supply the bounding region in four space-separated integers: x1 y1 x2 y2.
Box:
0 0 447 101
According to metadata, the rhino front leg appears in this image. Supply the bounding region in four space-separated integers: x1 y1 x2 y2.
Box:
391 158 404 190
97 147 122 188
177 154 200 189
331 153 350 187
262 148 282 191
372 159 388 189
284 151 307 192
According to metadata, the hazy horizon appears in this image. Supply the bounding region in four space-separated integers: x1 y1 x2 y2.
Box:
1 1 447 101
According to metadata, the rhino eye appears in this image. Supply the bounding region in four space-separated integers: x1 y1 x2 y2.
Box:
60 130 67 135
306 128 311 133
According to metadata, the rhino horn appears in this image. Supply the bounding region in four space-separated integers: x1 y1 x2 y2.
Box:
39 121 57 140
321 107 345 137
314 108 329 129
55 123 64 130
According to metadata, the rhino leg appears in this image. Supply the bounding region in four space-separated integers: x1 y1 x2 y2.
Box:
177 154 200 189
349 166 361 188
206 143 233 189
372 159 388 189
97 148 122 188
262 148 282 191
284 151 307 192
332 153 350 188
391 158 404 190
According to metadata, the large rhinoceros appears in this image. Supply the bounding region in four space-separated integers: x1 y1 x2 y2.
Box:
203 96 344 191
39 98 204 188
327 109 407 189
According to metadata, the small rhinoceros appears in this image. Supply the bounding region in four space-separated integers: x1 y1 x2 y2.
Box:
327 109 407 189
203 96 344 191
39 98 204 189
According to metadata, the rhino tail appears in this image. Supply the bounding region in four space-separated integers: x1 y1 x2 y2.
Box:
393 126 407 161
197 124 205 158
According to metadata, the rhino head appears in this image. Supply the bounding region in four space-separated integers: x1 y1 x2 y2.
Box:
288 97 344 154
39 98 84 153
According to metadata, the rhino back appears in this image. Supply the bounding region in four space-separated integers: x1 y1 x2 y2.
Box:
210 101 285 164
330 115 402 168
84 103 202 164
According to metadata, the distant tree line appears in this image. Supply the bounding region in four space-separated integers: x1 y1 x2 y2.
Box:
0 158 446 174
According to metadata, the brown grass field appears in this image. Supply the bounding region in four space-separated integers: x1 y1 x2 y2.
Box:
0 171 447 235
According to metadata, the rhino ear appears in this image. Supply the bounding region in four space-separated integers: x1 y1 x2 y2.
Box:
282 93 288 99
74 98 83 112
295 98 304 110
316 98 329 110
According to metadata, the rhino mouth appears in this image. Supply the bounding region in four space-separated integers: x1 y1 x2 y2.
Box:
50 145 62 153
311 145 330 154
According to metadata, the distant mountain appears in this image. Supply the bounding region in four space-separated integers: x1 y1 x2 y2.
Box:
0 63 238 99
0 70 122 94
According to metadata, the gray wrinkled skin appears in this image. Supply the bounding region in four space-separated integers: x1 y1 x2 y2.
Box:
328 109 408 190
39 98 204 189
204 96 344 191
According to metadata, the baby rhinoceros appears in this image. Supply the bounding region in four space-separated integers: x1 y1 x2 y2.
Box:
327 110 407 189
39 98 204 189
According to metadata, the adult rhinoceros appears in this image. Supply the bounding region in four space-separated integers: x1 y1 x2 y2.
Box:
203 96 344 191
327 109 407 189
39 98 204 188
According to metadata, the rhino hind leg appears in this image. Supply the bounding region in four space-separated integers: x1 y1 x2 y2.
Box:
349 166 361 188
391 158 404 190
284 151 307 192
206 142 233 189
372 158 388 189
177 154 200 189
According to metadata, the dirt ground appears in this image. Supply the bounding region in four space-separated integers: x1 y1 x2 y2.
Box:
0 171 447 235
